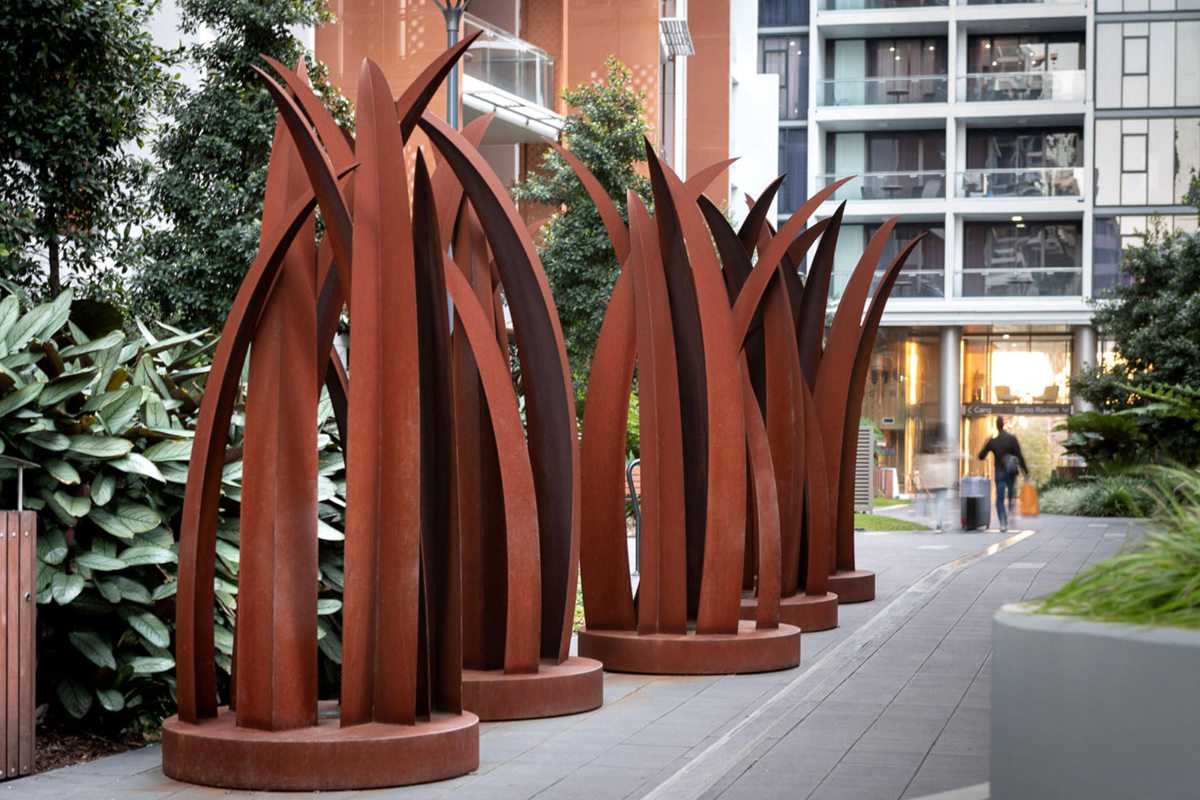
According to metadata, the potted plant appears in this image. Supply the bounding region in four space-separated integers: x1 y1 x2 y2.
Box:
991 468 1200 799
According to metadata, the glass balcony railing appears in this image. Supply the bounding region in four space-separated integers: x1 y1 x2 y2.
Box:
819 76 948 106
958 167 1085 198
820 171 946 200
462 13 555 108
962 0 1084 5
820 0 947 9
878 270 945 298
960 267 1083 297
959 70 1086 102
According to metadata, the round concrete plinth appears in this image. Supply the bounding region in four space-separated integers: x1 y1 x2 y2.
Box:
577 620 800 675
462 657 604 721
740 591 839 632
828 569 875 603
162 705 478 791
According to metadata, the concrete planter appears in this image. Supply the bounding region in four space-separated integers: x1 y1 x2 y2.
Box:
992 604 1200 800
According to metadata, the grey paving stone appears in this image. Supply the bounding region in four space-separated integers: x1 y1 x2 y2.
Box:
900 753 989 799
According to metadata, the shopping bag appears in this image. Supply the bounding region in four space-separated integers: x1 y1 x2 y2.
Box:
1019 482 1040 516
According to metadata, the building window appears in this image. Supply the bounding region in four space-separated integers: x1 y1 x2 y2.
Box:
1092 217 1124 297
1095 117 1200 206
759 35 808 119
778 128 808 214
759 0 809 27
961 128 1083 197
824 131 945 199
966 34 1085 74
832 223 945 298
961 221 1083 297
822 37 947 105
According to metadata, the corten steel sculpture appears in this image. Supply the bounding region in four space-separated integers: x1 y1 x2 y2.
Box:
164 40 596 791
572 143 807 675
732 199 922 617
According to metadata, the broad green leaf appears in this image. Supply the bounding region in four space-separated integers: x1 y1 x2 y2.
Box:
317 599 342 615
7 303 52 351
39 369 97 407
213 625 234 655
94 578 122 603
97 387 142 435
35 561 54 593
142 439 192 462
74 552 128 572
0 382 45 418
56 678 92 719
128 656 174 674
60 330 125 358
92 471 116 506
158 461 189 485
0 295 20 342
33 290 72 342
317 622 342 665
108 453 164 482
145 328 208 356
53 490 91 519
51 571 85 605
150 581 177 601
317 476 336 502
44 459 81 485
68 631 115 669
143 394 170 429
110 576 152 604
96 688 125 713
120 609 170 648
215 539 240 565
37 528 68 565
118 546 176 565
133 528 172 549
115 502 160 533
68 435 133 459
88 507 135 540
317 519 344 541
26 431 69 451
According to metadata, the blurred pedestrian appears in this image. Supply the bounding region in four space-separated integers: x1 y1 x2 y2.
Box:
978 417 1029 532
917 424 956 531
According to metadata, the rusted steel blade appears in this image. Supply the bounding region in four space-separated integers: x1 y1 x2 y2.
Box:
341 59 421 726
831 235 925 572
394 31 483 139
434 114 495 246
797 204 846 389
741 368 781 629
443 260 543 675
736 175 786 257
628 193 687 635
419 112 580 663
236 111 320 732
175 178 344 724
547 142 631 263
684 158 738 198
799 378 833 594
645 146 746 635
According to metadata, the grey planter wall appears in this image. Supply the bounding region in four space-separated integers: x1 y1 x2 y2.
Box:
992 604 1200 800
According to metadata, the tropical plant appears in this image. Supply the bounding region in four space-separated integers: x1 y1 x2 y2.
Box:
512 57 652 397
0 0 178 297
1038 468 1200 628
1057 411 1148 475
138 0 353 328
1038 475 1154 518
0 290 345 729
1039 484 1088 515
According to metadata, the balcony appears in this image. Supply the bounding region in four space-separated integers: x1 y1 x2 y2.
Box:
820 171 946 200
819 75 948 106
959 70 1086 103
820 0 947 8
958 167 1084 198
880 269 945 297
462 14 555 109
960 267 1082 296
961 0 1084 4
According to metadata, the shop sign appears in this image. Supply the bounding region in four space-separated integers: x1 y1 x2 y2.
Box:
962 403 1072 417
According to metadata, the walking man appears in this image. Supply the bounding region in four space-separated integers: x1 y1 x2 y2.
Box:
978 417 1029 532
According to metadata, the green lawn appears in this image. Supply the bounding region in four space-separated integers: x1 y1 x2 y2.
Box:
872 497 910 508
854 513 930 532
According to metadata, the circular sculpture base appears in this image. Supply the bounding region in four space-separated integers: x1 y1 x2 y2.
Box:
740 591 839 632
577 620 800 675
462 657 604 721
162 704 479 791
828 569 875 603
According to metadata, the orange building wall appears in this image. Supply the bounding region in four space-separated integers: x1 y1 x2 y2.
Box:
684 0 730 203
565 0 660 146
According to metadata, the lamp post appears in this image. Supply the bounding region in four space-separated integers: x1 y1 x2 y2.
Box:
433 0 472 129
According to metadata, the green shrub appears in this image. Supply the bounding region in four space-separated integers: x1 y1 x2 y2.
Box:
1075 475 1156 518
0 290 345 731
1057 411 1148 475
1040 485 1088 515
1038 468 1200 628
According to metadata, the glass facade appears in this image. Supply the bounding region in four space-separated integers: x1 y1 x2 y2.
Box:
759 0 809 27
962 34 1085 102
759 35 808 119
778 128 809 214
962 221 1083 296
861 330 941 490
960 128 1084 197
832 223 945 298
821 37 948 105
824 131 946 199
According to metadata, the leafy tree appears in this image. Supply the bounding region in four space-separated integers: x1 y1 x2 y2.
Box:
0 0 177 298
513 57 651 396
138 0 352 328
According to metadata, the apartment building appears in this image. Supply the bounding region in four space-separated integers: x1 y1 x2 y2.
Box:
760 0 1198 486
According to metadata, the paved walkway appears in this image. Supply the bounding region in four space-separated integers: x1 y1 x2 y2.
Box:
6 512 1135 799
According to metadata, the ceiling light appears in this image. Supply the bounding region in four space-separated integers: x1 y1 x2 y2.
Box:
1011 215 1023 221
789 40 797 46
895 55 901 60
984 42 992 49
992 60 998 66
1002 334 1011 340
929 45 935 51
889 45 896 52
1015 223 1027 229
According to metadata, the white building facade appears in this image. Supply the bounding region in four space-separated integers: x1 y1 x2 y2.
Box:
756 0 1198 487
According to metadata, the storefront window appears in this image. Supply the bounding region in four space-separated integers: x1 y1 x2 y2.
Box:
861 330 940 492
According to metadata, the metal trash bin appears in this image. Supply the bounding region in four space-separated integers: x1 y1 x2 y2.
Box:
960 476 991 531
